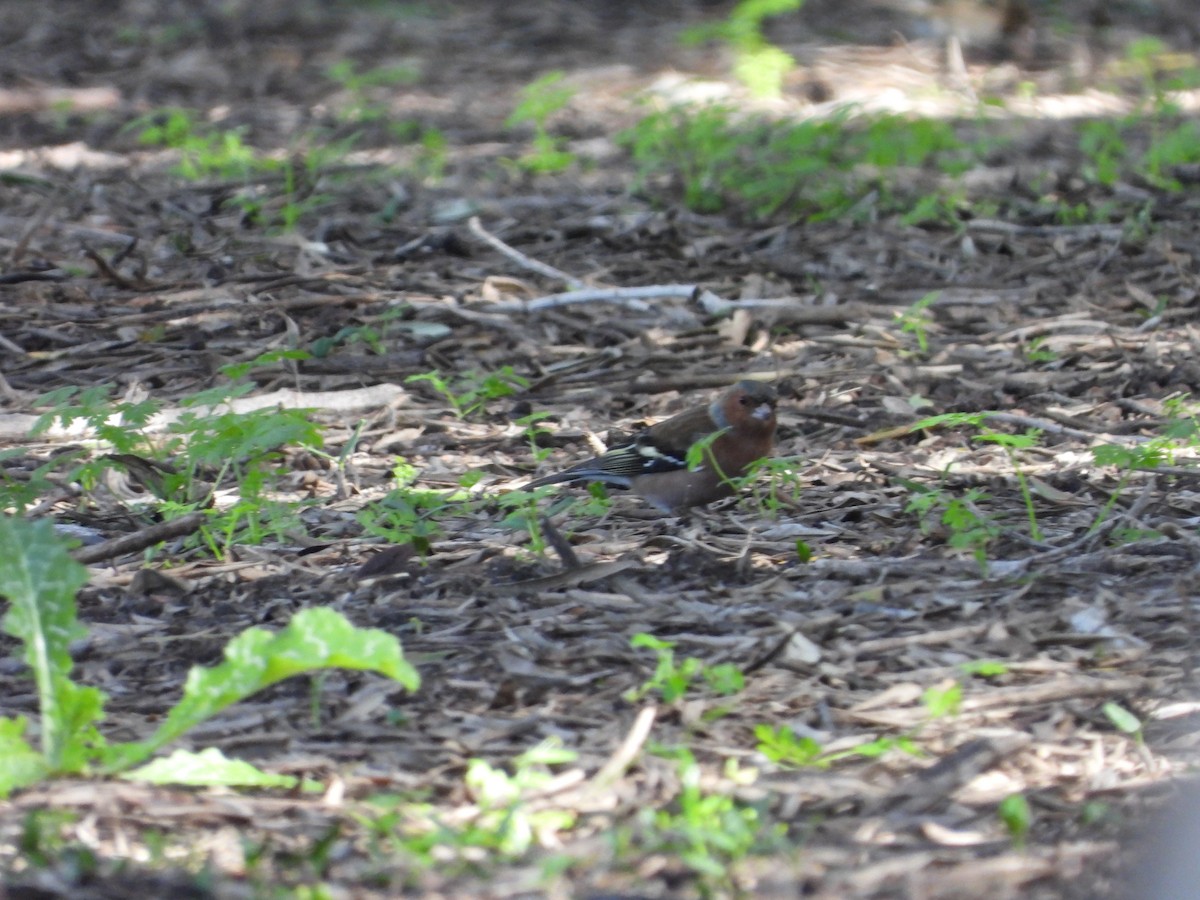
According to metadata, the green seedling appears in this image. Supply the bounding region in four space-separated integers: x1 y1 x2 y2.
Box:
755 724 920 769
960 660 1009 678
1088 392 1199 537
737 455 804 516
998 793 1032 848
896 291 939 355
921 681 962 719
29 351 329 560
516 410 557 464
905 482 1000 573
621 105 849 218
358 458 475 556
386 119 450 182
0 518 418 797
908 412 1048 553
1078 40 1200 197
620 104 983 222
495 489 548 555
1022 336 1057 364
1079 800 1113 827
309 307 449 358
685 426 732 480
1102 701 1144 744
753 725 822 767
564 481 615 519
505 72 576 174
624 634 744 704
354 740 578 865
406 366 529 419
865 115 967 170
662 766 765 878
635 746 787 886
1079 118 1125 187
133 107 257 180
625 634 699 704
1117 37 1200 112
683 428 793 515
972 427 1043 542
130 108 357 230
1161 393 1200 440
900 191 965 228
681 0 802 99
326 59 421 123
1088 440 1171 535
460 739 578 856
232 132 359 232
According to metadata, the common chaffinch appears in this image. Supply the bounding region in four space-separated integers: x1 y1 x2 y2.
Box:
523 380 778 513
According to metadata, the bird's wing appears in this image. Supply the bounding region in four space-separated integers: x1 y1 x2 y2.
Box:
592 409 717 478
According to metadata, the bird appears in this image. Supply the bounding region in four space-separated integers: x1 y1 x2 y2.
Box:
523 380 778 513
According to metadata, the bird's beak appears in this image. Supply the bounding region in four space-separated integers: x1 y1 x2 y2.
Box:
752 402 774 421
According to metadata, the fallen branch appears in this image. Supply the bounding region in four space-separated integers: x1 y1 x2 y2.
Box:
73 511 207 565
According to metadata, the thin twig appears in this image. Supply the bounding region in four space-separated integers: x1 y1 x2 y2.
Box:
590 706 657 787
488 283 697 313
73 512 207 565
540 516 581 570
468 216 585 290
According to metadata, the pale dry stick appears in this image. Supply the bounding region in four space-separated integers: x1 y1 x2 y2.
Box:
438 714 657 814
590 705 657 787
839 852 1061 900
0 384 408 442
694 291 882 325
844 675 1150 729
958 675 1150 713
1139 464 1200 478
496 284 885 319
851 624 989 657
989 311 1107 343
467 216 585 290
807 555 987 580
813 854 939 900
489 283 695 313
530 706 659 814
0 85 120 114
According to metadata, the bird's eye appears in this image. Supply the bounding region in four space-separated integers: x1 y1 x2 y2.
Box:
740 396 752 405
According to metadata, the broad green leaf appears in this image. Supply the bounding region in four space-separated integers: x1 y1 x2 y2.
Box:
961 660 1009 678
630 633 673 651
1103 701 1142 735
123 747 302 789
106 608 418 771
998 792 1032 845
0 518 101 771
0 717 52 797
922 682 962 719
